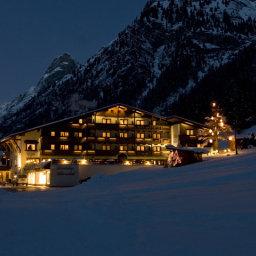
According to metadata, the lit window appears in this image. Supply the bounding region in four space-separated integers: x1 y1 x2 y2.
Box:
102 118 111 124
120 119 128 125
102 132 111 138
26 144 36 151
153 146 161 152
74 132 83 138
60 145 69 150
51 144 55 150
120 145 127 151
120 132 128 138
74 145 83 151
60 132 69 137
186 130 194 136
79 119 83 124
51 131 55 137
136 120 145 125
136 133 145 139
153 133 161 139
136 145 145 151
102 145 111 151
152 121 157 126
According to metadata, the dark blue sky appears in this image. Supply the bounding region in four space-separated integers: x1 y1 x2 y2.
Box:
0 0 146 103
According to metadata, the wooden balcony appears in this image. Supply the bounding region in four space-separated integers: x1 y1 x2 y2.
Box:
179 135 199 147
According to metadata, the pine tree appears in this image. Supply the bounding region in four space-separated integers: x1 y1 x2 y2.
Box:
200 102 233 150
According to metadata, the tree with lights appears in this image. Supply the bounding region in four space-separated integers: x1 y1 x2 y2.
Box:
200 101 233 151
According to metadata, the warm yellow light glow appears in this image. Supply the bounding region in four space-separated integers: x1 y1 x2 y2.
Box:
124 161 132 166
17 153 22 169
228 136 234 141
79 159 88 165
38 172 47 185
145 161 152 166
209 139 213 143
27 172 36 185
212 102 216 107
209 129 213 134
62 160 70 165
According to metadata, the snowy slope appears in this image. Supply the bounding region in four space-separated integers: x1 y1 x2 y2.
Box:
0 149 256 256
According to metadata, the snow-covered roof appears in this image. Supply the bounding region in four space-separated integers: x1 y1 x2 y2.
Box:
166 145 210 154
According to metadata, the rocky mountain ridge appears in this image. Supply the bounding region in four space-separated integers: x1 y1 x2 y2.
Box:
0 0 256 137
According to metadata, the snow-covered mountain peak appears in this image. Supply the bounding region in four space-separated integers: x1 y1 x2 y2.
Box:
0 0 256 137
0 53 79 128
41 53 77 81
147 0 256 22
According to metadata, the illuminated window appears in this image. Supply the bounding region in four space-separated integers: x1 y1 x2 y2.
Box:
74 132 83 138
74 145 83 151
136 133 145 139
102 145 111 151
120 145 127 151
120 119 128 125
60 132 69 137
102 132 111 138
152 120 157 126
186 130 194 136
79 119 83 124
51 131 55 137
51 144 55 150
153 146 161 152
153 133 161 139
120 132 128 138
60 145 69 150
102 118 111 124
136 145 145 151
26 144 36 151
136 120 145 125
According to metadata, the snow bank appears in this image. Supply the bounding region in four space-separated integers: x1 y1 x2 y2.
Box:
0 149 256 256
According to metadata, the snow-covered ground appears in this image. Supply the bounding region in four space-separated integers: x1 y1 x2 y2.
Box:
1 149 256 256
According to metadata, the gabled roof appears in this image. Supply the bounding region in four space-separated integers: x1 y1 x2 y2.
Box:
0 103 205 143
167 115 206 128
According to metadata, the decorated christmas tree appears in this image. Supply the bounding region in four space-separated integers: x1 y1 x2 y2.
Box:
201 102 233 151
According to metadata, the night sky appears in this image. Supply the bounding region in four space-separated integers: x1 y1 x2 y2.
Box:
0 0 146 103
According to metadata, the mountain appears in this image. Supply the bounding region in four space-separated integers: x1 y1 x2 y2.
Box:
1 0 256 137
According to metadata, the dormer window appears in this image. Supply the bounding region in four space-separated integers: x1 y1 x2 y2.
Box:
25 140 38 151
